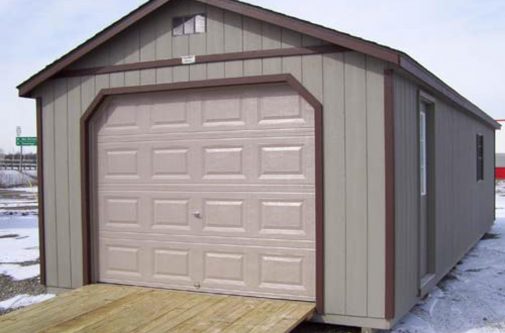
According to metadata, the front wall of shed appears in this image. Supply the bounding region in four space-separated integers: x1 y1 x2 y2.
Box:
393 74 495 320
34 0 387 320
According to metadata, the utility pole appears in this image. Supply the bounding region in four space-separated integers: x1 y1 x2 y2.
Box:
16 126 22 171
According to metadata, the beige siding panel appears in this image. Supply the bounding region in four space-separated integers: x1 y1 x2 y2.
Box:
54 79 71 288
281 29 302 48
140 17 157 85
243 17 262 76
188 2 208 81
171 0 190 84
393 75 419 318
301 55 323 101
344 52 367 316
393 73 495 322
81 76 95 115
41 84 58 287
124 27 141 86
262 23 282 74
67 77 83 287
155 7 173 83
206 6 225 79
109 36 126 88
365 57 385 318
224 11 243 77
322 53 346 314
281 30 302 81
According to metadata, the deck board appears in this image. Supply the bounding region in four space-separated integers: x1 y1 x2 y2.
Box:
0 284 315 333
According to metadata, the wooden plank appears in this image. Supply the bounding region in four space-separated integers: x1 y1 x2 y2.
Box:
366 56 386 317
155 5 173 83
135 294 224 333
188 2 207 83
0 285 139 333
0 285 315 333
322 53 346 315
53 78 71 289
344 52 368 316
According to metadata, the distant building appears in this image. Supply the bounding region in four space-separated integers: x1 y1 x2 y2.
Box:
496 120 505 179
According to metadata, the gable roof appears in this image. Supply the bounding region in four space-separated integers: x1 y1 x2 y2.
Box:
18 0 499 129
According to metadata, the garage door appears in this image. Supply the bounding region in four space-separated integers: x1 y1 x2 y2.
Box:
92 84 316 301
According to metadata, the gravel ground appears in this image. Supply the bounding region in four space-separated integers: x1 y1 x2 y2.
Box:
0 274 46 315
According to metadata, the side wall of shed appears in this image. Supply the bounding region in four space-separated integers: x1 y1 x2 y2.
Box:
33 0 389 322
393 73 495 320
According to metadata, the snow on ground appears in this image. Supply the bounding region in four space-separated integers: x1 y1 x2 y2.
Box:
0 294 54 312
0 171 36 188
391 182 505 333
0 186 53 314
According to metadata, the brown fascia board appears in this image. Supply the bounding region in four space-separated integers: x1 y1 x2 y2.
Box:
17 0 499 129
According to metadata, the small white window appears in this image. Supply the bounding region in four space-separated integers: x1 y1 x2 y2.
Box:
173 14 206 36
419 105 427 196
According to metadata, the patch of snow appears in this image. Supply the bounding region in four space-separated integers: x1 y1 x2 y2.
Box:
0 171 36 188
0 294 54 311
0 225 39 262
7 187 38 193
0 264 39 281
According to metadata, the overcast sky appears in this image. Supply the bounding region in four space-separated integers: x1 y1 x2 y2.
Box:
1 0 504 153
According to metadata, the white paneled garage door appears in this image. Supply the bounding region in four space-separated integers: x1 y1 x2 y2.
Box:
92 84 316 301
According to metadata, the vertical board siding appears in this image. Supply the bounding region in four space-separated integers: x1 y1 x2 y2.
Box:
322 53 346 314
365 57 386 318
393 74 496 321
53 79 72 288
67 77 83 288
344 52 368 317
37 0 388 320
393 75 419 317
41 85 58 287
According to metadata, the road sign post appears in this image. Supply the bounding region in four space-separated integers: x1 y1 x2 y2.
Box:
15 135 37 171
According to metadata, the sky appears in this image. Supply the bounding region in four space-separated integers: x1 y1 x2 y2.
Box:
1 0 504 153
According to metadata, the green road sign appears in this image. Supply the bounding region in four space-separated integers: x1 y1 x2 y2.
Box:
16 137 37 146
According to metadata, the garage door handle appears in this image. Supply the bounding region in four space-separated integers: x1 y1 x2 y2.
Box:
193 211 202 219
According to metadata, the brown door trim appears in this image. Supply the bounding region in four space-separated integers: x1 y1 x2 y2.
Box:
36 97 46 286
80 73 325 313
384 69 395 319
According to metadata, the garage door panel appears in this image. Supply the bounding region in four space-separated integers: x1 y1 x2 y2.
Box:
99 237 314 300
95 84 316 302
98 191 314 241
97 136 314 185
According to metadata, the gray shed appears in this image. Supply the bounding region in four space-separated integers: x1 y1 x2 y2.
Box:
18 0 498 330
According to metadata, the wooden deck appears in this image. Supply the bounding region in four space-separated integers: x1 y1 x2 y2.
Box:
0 284 315 333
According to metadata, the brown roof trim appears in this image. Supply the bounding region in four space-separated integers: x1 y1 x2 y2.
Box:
18 0 499 129
80 74 325 313
56 45 345 78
